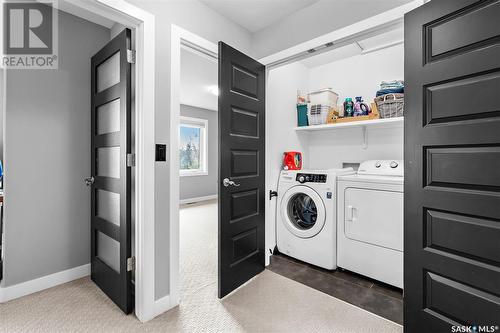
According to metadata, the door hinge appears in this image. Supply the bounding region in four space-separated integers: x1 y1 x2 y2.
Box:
127 153 136 167
127 256 136 272
127 49 136 64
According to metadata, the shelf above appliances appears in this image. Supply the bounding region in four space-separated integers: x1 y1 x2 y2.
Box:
294 117 404 132
294 117 404 150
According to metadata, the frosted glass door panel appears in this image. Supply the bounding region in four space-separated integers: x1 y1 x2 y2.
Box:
97 99 120 135
97 189 120 226
97 231 120 273
97 147 120 179
97 52 120 92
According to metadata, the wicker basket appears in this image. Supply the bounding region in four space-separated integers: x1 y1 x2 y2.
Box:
375 93 404 118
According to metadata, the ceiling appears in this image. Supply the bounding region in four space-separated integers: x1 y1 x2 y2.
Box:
199 0 319 32
181 47 218 111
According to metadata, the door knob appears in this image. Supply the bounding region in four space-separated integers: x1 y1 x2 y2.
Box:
84 176 95 187
223 178 240 187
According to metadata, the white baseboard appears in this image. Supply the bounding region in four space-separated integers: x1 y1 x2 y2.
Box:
0 263 90 303
180 194 217 205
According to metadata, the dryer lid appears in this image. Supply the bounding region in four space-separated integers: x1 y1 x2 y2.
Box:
338 174 404 185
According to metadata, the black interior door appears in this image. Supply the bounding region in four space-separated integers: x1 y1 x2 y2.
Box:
90 29 133 314
218 42 266 298
404 0 500 331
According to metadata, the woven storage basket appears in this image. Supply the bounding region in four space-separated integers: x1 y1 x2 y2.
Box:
375 93 404 118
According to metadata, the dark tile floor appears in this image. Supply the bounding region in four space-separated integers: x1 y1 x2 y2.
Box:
267 253 403 324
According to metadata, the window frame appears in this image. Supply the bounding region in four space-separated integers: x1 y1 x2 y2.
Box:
179 116 208 177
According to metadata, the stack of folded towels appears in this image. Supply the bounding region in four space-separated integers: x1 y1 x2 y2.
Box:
376 80 404 97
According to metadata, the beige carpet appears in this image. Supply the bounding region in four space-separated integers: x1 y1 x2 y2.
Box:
0 200 402 333
179 200 218 298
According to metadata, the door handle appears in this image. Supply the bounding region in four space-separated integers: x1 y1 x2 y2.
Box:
346 205 358 221
223 178 240 187
84 176 95 187
346 205 353 221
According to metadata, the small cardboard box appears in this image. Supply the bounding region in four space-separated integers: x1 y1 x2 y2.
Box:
326 107 340 124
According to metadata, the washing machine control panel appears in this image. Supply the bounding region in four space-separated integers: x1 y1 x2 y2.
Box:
296 173 327 183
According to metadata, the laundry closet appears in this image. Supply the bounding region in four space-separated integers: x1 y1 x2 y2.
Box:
264 15 406 322
266 24 404 190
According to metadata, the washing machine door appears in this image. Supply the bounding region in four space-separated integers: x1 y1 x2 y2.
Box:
280 185 326 238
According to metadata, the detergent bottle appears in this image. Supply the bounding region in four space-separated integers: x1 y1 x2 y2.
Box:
353 96 371 116
343 97 354 117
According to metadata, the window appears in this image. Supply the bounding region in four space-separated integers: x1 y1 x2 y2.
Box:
179 116 208 176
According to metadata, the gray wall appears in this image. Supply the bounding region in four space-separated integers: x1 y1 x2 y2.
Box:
180 105 218 201
127 0 252 300
2 11 110 286
251 0 413 59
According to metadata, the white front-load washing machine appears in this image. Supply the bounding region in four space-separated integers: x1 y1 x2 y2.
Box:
277 168 354 269
337 160 404 288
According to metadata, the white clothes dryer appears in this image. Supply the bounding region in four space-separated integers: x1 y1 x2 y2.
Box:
337 160 404 288
277 168 354 269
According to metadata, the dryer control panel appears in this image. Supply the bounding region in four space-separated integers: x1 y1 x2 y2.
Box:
358 160 403 177
296 173 327 183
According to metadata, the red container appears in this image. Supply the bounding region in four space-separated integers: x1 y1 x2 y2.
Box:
283 152 302 170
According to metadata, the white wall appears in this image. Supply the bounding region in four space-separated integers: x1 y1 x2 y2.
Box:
308 127 403 169
265 62 310 256
126 0 253 300
305 43 404 168
307 44 404 106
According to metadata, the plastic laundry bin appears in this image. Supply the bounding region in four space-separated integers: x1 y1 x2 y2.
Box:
308 88 339 106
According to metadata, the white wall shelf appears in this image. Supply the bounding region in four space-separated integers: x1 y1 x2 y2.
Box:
294 117 404 132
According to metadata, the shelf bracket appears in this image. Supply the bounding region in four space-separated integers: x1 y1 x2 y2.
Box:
361 126 367 150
